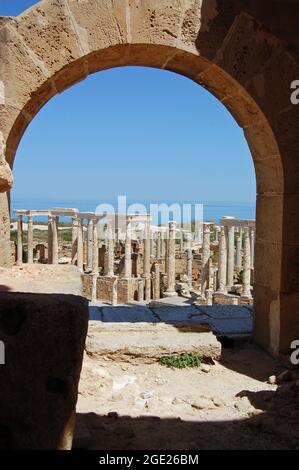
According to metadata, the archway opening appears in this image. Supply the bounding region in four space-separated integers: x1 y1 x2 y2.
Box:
1 0 297 452
10 66 256 314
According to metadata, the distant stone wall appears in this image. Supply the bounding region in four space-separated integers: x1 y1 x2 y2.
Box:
213 293 240 305
213 292 254 306
118 278 140 304
97 276 114 302
83 275 141 304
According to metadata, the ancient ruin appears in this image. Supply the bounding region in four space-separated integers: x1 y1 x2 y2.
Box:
13 208 255 306
0 0 299 452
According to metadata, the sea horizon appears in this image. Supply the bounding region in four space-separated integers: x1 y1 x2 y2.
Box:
10 197 256 224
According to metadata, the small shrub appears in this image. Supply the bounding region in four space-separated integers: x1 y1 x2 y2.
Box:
59 229 72 243
159 352 202 369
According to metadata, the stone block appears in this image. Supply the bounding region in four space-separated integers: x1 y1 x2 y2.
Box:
254 240 282 289
129 0 186 47
66 0 127 52
255 194 283 244
215 13 278 89
0 292 88 449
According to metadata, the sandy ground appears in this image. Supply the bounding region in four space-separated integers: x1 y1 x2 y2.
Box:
75 345 299 450
1 264 298 450
0 264 82 295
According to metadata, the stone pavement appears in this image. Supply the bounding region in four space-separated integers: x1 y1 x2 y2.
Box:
89 303 253 336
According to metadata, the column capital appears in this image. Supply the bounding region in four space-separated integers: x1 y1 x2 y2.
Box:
203 222 211 233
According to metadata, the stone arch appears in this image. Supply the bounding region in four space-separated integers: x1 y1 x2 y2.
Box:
0 0 299 356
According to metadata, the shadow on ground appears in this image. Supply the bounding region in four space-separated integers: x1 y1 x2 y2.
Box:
75 379 299 450
0 285 12 292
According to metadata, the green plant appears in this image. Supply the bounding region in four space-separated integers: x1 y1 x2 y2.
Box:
10 230 18 243
159 352 202 369
59 229 72 243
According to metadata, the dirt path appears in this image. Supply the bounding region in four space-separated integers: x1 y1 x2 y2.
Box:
75 345 299 450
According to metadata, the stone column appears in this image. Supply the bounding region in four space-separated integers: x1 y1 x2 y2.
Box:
207 289 213 306
164 221 177 297
106 223 115 277
27 214 34 264
112 277 118 306
17 214 23 266
208 257 214 291
138 278 144 302
156 232 162 259
47 216 53 264
226 225 235 290
213 269 218 292
116 228 121 244
92 221 99 275
124 218 132 278
91 221 99 302
164 233 168 274
250 228 255 269
143 218 151 301
87 218 94 273
186 232 193 289
150 229 155 259
71 218 78 265
153 262 160 300
162 233 166 258
239 227 243 247
201 223 211 296
242 227 252 298
52 216 59 265
76 218 84 273
218 226 227 293
180 231 184 253
236 235 242 270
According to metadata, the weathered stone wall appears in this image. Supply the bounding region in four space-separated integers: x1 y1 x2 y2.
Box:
82 273 92 300
0 193 10 267
83 275 141 304
10 240 16 265
97 276 114 302
0 293 89 449
0 0 298 354
118 278 140 304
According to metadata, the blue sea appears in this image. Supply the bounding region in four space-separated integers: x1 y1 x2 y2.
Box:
11 198 256 224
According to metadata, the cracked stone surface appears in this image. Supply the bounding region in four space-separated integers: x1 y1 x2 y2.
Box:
88 304 253 335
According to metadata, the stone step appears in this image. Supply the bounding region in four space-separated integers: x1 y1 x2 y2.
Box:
86 321 221 364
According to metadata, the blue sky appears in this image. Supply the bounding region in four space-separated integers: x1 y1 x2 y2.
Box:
2 0 255 206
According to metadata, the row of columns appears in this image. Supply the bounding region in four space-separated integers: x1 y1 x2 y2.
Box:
14 211 188 302
15 208 254 303
217 226 253 297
